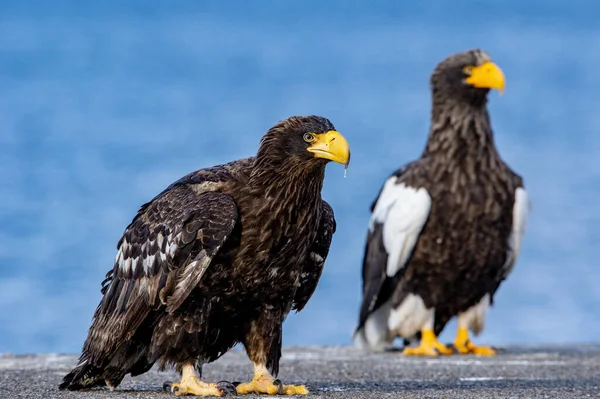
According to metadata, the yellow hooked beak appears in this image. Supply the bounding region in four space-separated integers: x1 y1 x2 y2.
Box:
306 130 351 166
465 61 505 93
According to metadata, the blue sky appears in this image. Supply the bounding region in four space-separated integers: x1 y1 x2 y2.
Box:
1 1 599 354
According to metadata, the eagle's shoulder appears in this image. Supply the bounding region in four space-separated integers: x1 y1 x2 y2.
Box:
158 157 255 195
508 169 525 190
369 159 429 213
120 157 250 242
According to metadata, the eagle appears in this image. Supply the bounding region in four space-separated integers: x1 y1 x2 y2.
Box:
353 49 528 356
60 115 350 396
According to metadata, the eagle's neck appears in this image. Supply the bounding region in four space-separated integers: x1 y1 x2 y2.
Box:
422 95 501 171
249 155 325 207
242 157 324 258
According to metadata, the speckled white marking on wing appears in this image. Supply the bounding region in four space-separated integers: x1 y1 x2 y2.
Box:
269 267 279 278
309 252 323 264
168 239 178 258
143 254 156 274
370 177 431 277
114 249 123 265
122 257 132 275
130 256 139 275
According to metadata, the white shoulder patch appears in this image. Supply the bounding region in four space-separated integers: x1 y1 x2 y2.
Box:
503 187 529 277
370 177 431 277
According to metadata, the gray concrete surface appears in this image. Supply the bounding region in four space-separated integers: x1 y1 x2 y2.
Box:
1 345 599 398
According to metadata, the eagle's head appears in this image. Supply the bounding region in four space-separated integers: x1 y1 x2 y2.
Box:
430 49 505 105
257 115 351 172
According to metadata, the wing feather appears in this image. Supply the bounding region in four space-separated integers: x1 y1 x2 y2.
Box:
502 186 529 278
370 176 431 277
87 188 238 362
355 171 430 336
291 201 336 312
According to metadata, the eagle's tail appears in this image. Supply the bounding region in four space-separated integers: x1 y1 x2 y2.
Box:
59 357 108 391
59 357 134 391
60 342 153 391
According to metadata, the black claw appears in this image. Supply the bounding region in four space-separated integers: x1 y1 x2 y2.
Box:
163 382 173 392
216 380 237 396
272 379 284 394
231 381 241 387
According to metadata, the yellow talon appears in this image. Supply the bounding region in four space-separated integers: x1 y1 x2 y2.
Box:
283 385 310 395
453 327 497 356
170 381 223 397
236 368 308 396
236 376 279 395
168 364 224 396
402 329 453 357
236 376 308 395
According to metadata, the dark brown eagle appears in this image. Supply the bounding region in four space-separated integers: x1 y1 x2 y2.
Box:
60 115 350 396
353 49 529 356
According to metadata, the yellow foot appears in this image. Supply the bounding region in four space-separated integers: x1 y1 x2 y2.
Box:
453 340 497 356
453 327 497 356
164 379 236 397
402 329 453 357
236 376 309 396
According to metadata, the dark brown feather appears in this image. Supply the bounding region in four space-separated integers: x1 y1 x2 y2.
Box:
357 49 525 344
60 116 339 390
292 200 336 312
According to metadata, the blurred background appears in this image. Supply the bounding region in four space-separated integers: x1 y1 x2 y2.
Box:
1 0 598 354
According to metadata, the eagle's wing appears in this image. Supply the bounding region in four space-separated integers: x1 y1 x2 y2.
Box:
370 175 431 278
292 200 336 312
501 186 529 279
356 171 431 331
90 187 238 359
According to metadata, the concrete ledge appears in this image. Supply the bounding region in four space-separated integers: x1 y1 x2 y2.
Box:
2 345 600 398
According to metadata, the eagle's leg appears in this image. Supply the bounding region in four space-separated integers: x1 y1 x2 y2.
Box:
166 363 232 396
236 312 308 396
452 299 496 356
452 312 497 356
235 363 308 395
402 329 453 356
452 327 495 355
402 310 452 356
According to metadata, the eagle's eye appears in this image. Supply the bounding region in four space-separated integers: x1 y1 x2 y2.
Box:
463 65 473 75
303 133 316 143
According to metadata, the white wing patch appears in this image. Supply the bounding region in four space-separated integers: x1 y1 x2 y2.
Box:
503 187 529 277
370 177 431 277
